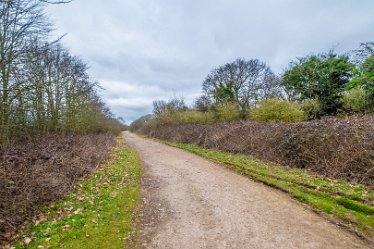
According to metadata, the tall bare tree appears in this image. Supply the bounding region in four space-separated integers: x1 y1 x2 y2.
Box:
0 0 54 133
0 0 125 141
202 58 281 112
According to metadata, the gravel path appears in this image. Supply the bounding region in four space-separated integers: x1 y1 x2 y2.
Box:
124 132 370 249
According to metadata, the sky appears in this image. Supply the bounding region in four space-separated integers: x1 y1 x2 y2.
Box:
46 0 374 123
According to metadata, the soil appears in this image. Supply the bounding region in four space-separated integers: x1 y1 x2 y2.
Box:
124 132 371 249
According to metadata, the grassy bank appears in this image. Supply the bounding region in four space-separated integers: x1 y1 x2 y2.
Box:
11 138 143 249
167 142 374 239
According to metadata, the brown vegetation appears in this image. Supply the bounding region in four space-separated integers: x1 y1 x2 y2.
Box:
136 114 374 185
0 134 117 244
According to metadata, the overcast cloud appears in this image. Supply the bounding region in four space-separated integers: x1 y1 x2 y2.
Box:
46 0 374 123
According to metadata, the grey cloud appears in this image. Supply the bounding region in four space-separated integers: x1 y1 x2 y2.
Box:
46 0 374 123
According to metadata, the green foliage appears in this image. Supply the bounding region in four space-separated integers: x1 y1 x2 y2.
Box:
282 53 354 114
13 142 143 249
212 102 241 122
250 99 306 122
348 55 374 109
342 88 371 113
350 55 374 92
301 99 321 119
215 82 236 104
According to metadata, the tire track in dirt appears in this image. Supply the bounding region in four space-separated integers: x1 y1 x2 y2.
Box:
124 132 370 249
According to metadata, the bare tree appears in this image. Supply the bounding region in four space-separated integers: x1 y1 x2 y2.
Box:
0 0 53 133
258 68 283 100
194 94 212 112
202 58 280 111
153 97 186 117
0 0 138 140
350 41 374 67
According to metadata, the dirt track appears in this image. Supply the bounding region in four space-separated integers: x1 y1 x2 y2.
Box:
124 132 370 249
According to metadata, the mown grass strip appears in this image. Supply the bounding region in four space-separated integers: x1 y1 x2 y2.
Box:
12 139 143 249
168 142 374 238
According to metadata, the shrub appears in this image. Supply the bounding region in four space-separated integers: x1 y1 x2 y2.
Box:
302 99 321 119
342 88 371 113
156 111 214 125
172 111 214 124
250 99 306 122
180 111 215 124
282 53 354 114
212 102 241 122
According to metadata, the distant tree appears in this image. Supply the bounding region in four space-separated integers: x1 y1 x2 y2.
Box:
153 100 168 117
202 58 280 113
258 71 283 100
130 114 154 130
117 117 126 124
153 97 187 117
352 42 374 63
194 95 212 112
282 52 354 114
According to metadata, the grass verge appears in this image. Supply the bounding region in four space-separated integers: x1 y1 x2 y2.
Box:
10 137 143 249
166 142 374 239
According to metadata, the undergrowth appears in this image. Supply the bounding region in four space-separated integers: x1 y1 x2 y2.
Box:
10 138 143 249
168 142 374 238
136 115 374 185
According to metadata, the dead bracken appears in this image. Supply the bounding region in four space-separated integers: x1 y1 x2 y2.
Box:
0 134 117 245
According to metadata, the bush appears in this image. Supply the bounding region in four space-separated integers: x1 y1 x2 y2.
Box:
342 88 371 113
180 111 215 124
172 111 214 124
212 102 241 122
156 111 214 125
250 99 306 122
302 99 321 119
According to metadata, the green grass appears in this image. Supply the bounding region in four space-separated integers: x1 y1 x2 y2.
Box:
12 139 143 249
168 142 374 237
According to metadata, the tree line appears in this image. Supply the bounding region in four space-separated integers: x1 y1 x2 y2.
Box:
146 41 373 125
0 0 124 142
